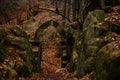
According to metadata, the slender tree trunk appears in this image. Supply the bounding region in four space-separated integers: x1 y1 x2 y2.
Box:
67 0 71 18
72 0 77 21
62 0 67 27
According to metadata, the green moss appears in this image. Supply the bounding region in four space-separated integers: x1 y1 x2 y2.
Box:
14 62 31 77
83 57 95 73
2 64 18 80
0 29 7 62
92 42 120 80
0 44 6 62
75 9 120 80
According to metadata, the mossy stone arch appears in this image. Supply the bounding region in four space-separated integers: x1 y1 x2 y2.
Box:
34 20 69 68
34 20 66 42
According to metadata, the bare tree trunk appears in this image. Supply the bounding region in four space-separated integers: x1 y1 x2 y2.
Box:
67 0 71 18
55 0 59 13
72 0 77 21
62 0 67 27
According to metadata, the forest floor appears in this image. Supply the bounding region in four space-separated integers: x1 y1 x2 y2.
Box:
0 0 120 80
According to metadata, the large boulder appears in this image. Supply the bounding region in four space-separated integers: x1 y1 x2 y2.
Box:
93 42 120 80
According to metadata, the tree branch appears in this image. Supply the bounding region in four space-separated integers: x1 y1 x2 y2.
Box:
38 7 71 22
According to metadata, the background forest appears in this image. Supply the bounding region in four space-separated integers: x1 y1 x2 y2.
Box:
0 0 120 80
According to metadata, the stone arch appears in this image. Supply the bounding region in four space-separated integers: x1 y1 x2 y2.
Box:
34 20 66 42
34 20 75 68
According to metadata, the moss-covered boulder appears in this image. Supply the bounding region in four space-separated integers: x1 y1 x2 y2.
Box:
75 10 120 80
93 42 120 80
9 26 34 73
76 10 106 77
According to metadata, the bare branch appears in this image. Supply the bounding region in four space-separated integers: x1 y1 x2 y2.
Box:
38 7 71 22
